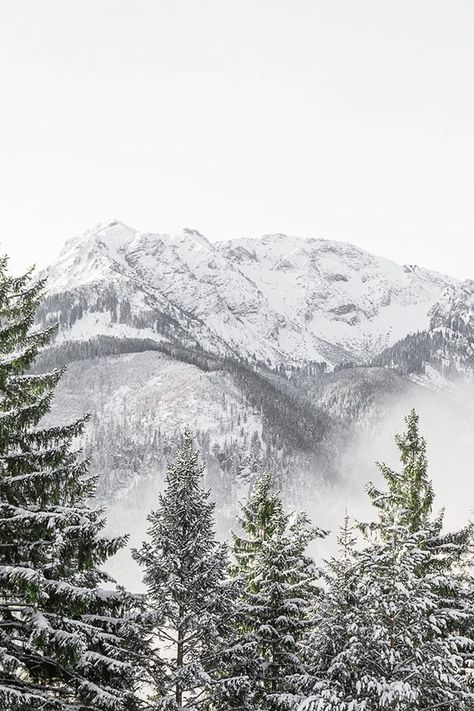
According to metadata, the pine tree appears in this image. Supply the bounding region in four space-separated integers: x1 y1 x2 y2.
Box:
232 472 324 711
370 408 434 534
0 259 144 710
296 513 359 706
232 472 285 578
133 430 241 711
300 410 474 711
368 408 474 680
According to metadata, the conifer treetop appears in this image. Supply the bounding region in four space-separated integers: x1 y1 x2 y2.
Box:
366 407 435 534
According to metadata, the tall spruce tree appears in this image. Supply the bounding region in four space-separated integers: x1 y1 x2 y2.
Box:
0 259 144 710
232 472 285 578
232 472 324 711
296 513 359 706
133 430 241 711
369 408 434 534
300 410 474 711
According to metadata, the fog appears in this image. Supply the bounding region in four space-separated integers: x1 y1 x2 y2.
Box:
104 373 474 590
303 377 474 563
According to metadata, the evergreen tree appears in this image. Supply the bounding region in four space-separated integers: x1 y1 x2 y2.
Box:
232 472 285 578
370 408 434 534
300 410 474 711
232 472 324 711
0 258 145 710
133 430 241 711
296 513 359 706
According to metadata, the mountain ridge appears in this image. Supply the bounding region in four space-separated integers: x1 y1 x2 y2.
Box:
38 220 459 368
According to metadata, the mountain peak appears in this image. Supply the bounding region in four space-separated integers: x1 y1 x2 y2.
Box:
93 220 137 253
41 221 461 367
95 220 136 237
177 227 212 250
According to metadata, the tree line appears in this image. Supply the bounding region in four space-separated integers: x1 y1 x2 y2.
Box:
2 260 474 710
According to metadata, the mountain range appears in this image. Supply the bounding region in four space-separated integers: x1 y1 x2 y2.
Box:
30 221 474 567
38 220 465 367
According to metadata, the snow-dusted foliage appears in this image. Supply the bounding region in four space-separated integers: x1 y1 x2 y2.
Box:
133 431 241 711
0 259 144 710
232 473 325 711
299 410 474 711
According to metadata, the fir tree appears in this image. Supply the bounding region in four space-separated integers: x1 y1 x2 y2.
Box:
0 259 144 710
232 472 324 711
296 513 359 706
300 410 474 711
231 472 285 578
133 430 241 711
370 408 434 534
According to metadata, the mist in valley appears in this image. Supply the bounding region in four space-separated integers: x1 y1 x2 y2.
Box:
104 372 474 590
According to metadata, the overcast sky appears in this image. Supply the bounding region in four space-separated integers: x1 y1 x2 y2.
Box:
1 1 473 277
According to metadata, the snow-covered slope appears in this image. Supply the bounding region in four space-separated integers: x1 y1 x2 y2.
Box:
370 279 474 382
40 345 335 522
218 235 457 363
429 279 474 337
44 350 263 502
39 221 458 367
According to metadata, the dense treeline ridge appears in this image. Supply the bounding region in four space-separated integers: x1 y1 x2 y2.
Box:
33 335 338 504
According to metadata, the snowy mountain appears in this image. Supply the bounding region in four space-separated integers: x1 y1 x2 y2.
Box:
371 279 474 381
38 220 458 368
218 235 456 364
33 221 474 560
429 279 474 337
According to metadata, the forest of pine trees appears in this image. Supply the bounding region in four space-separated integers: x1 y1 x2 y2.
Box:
2 259 474 710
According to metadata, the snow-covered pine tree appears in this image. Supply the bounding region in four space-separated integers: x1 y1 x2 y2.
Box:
370 408 434 534
0 259 144 710
296 513 359 706
231 472 285 578
370 408 474 679
132 430 243 711
300 410 474 711
232 472 324 711
253 512 322 711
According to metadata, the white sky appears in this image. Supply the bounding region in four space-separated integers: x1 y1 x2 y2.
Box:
1 1 473 277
